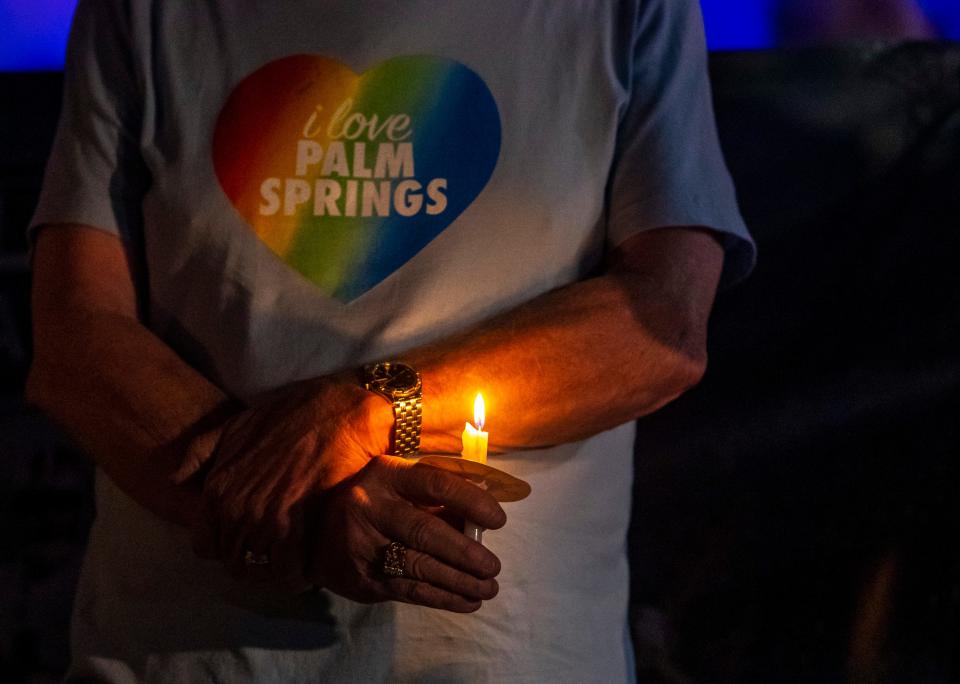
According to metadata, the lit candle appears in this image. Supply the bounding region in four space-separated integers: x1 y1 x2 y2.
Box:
461 393 488 464
462 393 488 543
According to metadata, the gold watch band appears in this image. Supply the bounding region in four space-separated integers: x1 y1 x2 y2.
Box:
361 361 422 457
393 395 423 456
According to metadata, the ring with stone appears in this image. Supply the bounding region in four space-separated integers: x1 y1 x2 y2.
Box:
382 541 407 578
243 550 271 566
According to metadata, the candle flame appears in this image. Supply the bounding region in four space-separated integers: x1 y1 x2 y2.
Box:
473 393 485 431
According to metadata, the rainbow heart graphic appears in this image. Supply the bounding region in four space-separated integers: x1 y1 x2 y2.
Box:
212 54 501 302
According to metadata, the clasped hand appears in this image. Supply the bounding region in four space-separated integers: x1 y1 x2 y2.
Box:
184 377 506 613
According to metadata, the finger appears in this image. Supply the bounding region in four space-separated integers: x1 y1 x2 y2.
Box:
384 577 484 614
401 548 499 601
220 513 253 579
436 506 464 530
218 504 277 581
202 478 244 571
191 483 223 560
227 535 274 582
379 502 501 580
228 513 308 589
268 518 312 592
391 461 507 530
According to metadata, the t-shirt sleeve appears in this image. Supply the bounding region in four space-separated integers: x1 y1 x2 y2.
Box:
607 0 756 287
29 0 148 244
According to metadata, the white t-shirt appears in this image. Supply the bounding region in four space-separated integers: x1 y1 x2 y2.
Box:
32 1 754 681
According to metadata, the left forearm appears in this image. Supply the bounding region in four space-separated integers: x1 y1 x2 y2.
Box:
403 227 725 454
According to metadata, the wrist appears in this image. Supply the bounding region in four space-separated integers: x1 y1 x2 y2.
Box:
170 399 243 485
357 388 395 456
359 361 422 456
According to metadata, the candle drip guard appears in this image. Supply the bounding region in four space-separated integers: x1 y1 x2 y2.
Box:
414 455 531 543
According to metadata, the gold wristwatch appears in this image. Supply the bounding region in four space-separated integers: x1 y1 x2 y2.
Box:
361 361 423 456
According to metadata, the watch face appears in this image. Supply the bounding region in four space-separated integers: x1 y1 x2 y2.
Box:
367 362 421 397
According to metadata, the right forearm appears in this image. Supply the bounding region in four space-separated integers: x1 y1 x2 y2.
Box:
27 307 231 527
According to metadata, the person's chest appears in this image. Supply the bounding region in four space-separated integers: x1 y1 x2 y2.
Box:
127 1 637 392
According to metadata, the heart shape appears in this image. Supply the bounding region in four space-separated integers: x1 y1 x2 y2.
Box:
213 54 501 302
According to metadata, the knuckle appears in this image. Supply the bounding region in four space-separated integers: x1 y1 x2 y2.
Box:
417 465 456 500
386 577 415 602
488 504 507 529
407 514 434 549
449 534 474 560
449 571 476 597
346 485 373 510
473 496 505 528
431 472 458 498
408 581 434 606
407 552 429 581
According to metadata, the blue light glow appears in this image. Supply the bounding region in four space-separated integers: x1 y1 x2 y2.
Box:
1 0 959 71
0 0 77 71
701 0 779 50
700 0 960 49
921 0 960 39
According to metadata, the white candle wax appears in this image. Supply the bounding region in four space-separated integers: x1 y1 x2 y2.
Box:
461 421 489 464
462 393 488 542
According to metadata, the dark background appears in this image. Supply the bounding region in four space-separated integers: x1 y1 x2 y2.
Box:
630 44 960 683
0 72 94 682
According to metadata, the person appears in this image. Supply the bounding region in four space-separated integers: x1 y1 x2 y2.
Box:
27 0 755 681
